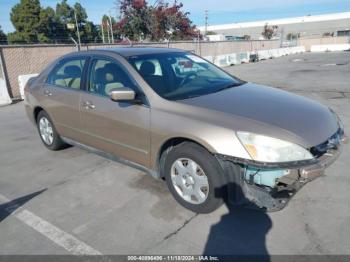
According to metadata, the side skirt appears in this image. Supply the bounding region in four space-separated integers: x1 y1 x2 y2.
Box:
61 137 160 179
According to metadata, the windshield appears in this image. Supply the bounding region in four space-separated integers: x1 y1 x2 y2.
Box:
127 52 244 100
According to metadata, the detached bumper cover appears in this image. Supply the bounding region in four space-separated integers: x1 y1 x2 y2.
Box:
216 132 347 212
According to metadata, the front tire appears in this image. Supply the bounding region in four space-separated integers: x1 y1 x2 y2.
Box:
36 110 67 151
164 142 226 213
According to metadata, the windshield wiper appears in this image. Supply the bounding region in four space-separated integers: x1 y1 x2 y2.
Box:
216 82 243 92
172 82 244 101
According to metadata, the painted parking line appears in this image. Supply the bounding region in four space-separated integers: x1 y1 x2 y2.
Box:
0 193 102 256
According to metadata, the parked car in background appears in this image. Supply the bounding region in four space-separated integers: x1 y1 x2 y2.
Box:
24 48 346 213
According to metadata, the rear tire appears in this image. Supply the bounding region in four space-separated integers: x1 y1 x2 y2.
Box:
36 110 67 151
164 142 226 213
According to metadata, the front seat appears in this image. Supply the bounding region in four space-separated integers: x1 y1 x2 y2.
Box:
103 63 125 96
93 67 107 94
64 65 82 89
139 61 165 94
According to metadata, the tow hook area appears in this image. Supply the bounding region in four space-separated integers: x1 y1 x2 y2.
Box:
242 165 329 211
242 167 303 211
218 159 322 212
217 140 343 212
245 167 298 188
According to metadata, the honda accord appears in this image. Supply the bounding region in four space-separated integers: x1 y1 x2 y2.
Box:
24 48 347 213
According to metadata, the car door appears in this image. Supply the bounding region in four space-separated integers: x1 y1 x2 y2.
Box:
79 56 151 167
42 56 88 141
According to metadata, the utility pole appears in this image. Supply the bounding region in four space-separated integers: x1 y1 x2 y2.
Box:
74 10 81 50
101 20 105 44
106 20 111 43
108 14 114 44
204 10 208 36
280 27 284 48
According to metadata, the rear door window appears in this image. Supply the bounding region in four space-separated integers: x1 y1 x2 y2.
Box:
47 58 86 90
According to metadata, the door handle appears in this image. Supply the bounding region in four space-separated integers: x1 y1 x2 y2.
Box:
82 101 95 109
44 90 52 97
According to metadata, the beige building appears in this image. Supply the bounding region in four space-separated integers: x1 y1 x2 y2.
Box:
199 12 350 40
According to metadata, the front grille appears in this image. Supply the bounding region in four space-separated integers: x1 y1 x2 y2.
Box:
310 128 344 158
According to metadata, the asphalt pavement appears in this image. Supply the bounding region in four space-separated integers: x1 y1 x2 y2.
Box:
0 51 349 255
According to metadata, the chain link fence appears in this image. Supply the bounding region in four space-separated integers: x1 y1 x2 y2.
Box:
0 40 281 99
1 36 348 100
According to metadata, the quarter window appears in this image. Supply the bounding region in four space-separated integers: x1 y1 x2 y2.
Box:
47 58 85 89
88 59 136 97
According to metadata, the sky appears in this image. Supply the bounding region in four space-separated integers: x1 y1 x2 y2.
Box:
1 0 350 33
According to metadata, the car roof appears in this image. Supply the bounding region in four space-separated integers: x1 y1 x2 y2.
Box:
68 47 187 58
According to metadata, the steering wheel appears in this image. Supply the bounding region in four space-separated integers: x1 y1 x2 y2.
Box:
179 72 198 87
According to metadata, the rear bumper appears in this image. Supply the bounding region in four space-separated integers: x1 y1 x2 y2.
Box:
216 134 347 212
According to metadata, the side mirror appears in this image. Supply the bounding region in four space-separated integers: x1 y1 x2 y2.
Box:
109 87 136 102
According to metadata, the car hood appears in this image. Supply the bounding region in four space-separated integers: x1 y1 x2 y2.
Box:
178 83 339 148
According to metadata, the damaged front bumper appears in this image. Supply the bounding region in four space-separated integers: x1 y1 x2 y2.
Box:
216 132 348 212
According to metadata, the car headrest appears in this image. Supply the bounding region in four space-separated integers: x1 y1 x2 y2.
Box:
64 65 81 78
95 68 106 83
104 63 120 72
139 61 155 77
104 63 121 82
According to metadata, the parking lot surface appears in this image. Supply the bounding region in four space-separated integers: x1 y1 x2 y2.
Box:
0 52 349 255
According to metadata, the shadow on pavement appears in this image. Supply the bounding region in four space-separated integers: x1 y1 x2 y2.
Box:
203 183 272 260
0 189 46 222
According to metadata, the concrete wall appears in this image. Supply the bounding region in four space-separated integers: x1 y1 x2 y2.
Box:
205 18 350 39
0 40 279 99
299 36 349 51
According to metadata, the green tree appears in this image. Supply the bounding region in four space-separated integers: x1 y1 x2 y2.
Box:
322 32 334 37
116 0 153 41
8 0 42 43
8 0 67 44
0 26 7 45
82 21 99 43
115 0 199 42
55 0 73 42
261 24 278 40
206 31 217 35
73 3 89 43
101 15 119 43
55 0 99 43
38 7 57 43
56 0 73 24
74 3 88 24
243 35 251 40
7 0 104 44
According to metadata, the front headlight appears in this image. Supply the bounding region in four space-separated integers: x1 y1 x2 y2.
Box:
237 132 314 163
